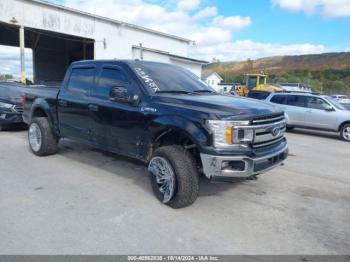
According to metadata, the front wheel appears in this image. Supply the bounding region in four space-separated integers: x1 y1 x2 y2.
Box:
28 117 59 156
340 124 350 142
148 146 199 209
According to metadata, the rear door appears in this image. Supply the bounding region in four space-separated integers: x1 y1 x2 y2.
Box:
58 66 95 142
284 95 308 126
304 97 337 130
269 94 289 121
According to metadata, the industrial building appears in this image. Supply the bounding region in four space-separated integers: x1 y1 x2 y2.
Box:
0 0 207 84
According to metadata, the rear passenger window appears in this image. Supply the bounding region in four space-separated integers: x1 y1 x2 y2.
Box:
94 68 129 98
286 95 307 107
270 95 287 105
67 68 95 94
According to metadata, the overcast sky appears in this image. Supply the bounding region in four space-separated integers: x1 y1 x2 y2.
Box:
1 0 350 78
0 46 33 80
54 0 350 60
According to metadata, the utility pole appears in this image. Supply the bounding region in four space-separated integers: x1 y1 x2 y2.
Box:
139 43 144 60
19 25 26 84
10 17 26 84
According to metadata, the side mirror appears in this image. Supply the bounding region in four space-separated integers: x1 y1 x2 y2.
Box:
109 86 140 106
325 105 334 111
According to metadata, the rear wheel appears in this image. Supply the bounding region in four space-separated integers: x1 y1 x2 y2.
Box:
340 124 350 142
148 145 199 209
28 117 59 156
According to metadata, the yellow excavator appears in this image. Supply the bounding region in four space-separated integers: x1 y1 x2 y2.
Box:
235 73 282 96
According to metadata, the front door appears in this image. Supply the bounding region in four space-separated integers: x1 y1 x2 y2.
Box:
58 66 95 142
89 64 144 157
304 97 337 130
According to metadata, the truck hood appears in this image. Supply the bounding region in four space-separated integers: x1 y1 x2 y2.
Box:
154 94 282 119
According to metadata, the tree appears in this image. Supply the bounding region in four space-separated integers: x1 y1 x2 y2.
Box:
310 79 323 93
233 74 245 84
244 58 254 73
327 80 346 92
0 74 14 80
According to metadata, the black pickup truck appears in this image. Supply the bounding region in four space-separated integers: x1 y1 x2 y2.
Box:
22 60 288 208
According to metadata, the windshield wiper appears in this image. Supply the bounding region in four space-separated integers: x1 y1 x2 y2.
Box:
193 90 216 94
155 90 193 94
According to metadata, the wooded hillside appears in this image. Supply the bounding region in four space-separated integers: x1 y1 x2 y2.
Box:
204 52 350 94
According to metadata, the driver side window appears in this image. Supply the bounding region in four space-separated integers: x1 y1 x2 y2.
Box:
94 67 129 99
307 97 330 110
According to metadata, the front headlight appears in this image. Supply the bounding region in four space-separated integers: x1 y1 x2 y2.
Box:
0 102 14 109
206 120 254 148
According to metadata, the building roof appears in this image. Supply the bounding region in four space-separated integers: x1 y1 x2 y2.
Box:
25 0 193 43
132 45 208 64
201 72 223 81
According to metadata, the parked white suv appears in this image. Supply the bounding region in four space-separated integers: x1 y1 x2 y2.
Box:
331 94 350 104
265 92 350 141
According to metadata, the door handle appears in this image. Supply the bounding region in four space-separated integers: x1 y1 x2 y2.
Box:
88 104 99 112
58 100 68 107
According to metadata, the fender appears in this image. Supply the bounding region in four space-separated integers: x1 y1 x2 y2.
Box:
284 112 291 125
30 98 58 134
147 115 210 148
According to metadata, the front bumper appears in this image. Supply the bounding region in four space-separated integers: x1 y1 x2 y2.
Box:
0 112 24 125
200 143 288 180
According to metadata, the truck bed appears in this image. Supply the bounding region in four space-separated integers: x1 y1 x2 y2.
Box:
22 85 60 99
0 81 26 103
22 84 61 127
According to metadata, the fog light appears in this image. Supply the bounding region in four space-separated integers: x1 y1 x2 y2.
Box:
222 160 246 171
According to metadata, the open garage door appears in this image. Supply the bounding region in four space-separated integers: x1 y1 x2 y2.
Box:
0 22 94 84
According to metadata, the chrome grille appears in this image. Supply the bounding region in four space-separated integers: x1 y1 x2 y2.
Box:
13 105 24 113
251 113 286 149
252 113 285 125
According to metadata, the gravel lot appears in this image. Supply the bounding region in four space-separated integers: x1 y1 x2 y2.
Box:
0 129 349 255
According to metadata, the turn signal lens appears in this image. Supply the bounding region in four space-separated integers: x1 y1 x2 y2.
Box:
226 127 232 144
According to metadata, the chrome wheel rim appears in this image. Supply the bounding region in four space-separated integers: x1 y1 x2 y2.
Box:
148 157 176 203
29 123 42 152
343 127 350 141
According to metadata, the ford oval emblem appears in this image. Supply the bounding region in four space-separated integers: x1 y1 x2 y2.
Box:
271 127 281 137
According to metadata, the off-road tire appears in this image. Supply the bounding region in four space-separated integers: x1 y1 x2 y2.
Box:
29 117 59 156
340 123 350 142
149 145 199 209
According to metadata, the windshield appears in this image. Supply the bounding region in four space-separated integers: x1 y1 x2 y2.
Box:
132 63 215 94
247 76 257 90
326 96 347 110
259 76 267 85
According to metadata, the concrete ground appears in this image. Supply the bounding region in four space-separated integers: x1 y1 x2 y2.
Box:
0 129 349 255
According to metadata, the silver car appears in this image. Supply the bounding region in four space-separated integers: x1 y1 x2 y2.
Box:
265 92 350 141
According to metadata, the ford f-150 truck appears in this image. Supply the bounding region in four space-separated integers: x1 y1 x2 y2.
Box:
22 60 288 208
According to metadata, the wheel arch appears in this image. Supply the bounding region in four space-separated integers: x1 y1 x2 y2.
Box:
338 121 350 132
145 115 210 164
30 99 57 134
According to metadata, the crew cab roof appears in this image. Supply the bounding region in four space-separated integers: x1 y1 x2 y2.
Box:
70 59 169 67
